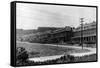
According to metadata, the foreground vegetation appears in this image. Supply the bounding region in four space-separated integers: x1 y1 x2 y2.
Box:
17 41 90 58
16 47 97 66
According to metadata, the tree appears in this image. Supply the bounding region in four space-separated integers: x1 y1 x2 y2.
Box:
16 47 29 65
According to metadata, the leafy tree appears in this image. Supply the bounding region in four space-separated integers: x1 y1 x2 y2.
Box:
16 47 29 65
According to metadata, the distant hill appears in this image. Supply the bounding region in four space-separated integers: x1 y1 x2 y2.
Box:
17 27 63 36
17 29 37 36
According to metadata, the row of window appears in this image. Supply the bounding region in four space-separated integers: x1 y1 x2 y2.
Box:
73 36 96 42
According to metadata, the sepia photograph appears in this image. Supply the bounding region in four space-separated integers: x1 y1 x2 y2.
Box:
14 2 97 66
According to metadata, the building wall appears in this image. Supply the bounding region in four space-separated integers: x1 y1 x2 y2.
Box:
47 31 73 43
27 26 73 44
37 27 73 43
72 22 96 44
18 22 97 44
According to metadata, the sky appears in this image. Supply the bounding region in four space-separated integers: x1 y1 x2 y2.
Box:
16 3 96 30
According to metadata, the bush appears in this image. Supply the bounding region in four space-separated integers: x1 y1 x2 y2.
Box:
16 47 29 65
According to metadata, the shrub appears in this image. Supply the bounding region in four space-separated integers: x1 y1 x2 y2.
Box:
16 47 29 65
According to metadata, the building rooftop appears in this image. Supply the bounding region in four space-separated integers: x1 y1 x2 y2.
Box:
73 21 96 32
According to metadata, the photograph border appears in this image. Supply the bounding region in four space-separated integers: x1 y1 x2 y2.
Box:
10 1 98 67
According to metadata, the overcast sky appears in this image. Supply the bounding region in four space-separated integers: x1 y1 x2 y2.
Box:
16 3 96 30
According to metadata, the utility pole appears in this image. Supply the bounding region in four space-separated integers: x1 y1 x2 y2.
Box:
80 18 84 50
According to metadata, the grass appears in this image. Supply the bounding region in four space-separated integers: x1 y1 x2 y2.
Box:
17 41 89 58
16 42 97 66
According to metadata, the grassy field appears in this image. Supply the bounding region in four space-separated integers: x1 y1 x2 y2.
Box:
17 41 89 58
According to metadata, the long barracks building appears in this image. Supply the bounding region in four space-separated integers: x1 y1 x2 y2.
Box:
31 26 73 43
20 21 97 44
37 21 96 44
72 21 96 44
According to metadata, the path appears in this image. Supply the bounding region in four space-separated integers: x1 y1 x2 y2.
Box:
18 42 96 62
